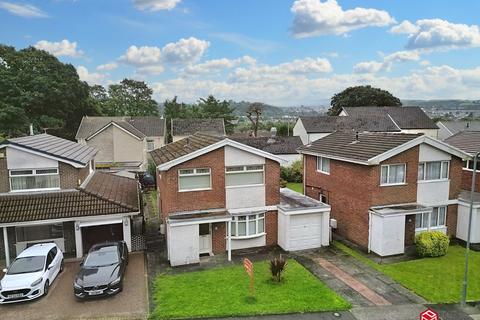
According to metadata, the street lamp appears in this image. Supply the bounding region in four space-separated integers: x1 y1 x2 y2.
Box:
461 151 480 306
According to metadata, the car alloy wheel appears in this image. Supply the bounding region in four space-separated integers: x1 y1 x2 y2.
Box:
43 280 50 296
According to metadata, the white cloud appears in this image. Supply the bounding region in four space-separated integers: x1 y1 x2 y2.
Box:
121 45 162 66
34 39 83 57
76 66 106 85
391 19 480 51
0 2 47 18
354 50 420 74
353 61 383 74
161 37 210 64
419 60 430 66
184 56 256 75
96 62 118 71
132 0 181 11
291 0 395 37
136 65 165 75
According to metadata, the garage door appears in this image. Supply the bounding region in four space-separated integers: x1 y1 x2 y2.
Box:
81 223 123 254
289 213 323 251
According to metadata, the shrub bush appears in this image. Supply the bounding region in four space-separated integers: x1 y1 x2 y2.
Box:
416 231 450 257
269 255 287 282
280 160 303 183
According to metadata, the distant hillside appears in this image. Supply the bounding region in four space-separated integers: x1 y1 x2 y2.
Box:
402 99 480 110
228 100 325 118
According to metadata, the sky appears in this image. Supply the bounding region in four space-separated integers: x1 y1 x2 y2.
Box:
1 0 480 106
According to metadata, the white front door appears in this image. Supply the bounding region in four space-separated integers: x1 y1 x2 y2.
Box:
199 223 212 254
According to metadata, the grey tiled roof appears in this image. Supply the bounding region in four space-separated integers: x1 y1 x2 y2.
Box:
4 134 97 166
343 106 438 129
298 131 421 163
0 172 139 224
438 121 480 136
232 136 302 155
149 133 223 166
76 116 165 140
444 131 480 155
300 115 400 133
171 118 225 136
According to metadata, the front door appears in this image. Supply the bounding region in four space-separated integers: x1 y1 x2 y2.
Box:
199 223 212 255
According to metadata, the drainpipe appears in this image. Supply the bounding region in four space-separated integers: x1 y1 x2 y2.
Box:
227 220 232 261
367 211 372 253
461 151 480 306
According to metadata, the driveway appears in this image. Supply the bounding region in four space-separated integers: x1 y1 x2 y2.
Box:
0 252 148 320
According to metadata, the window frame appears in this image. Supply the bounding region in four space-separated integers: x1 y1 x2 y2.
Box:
463 160 479 172
380 163 406 186
225 164 265 188
230 213 266 239
146 139 155 151
177 167 212 192
316 156 330 175
418 161 450 182
415 206 447 230
9 167 60 192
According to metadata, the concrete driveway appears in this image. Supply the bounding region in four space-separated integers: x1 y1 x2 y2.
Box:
0 252 148 320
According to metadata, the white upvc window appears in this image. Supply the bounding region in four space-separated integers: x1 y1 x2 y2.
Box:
380 164 406 186
225 165 264 187
463 160 477 171
178 168 211 191
230 213 265 238
316 156 330 174
9 168 60 192
418 161 449 181
415 207 447 230
147 139 155 151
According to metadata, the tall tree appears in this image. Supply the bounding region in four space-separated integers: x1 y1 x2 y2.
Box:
104 79 159 116
198 95 236 134
328 85 402 116
246 102 263 137
163 96 190 142
0 45 95 139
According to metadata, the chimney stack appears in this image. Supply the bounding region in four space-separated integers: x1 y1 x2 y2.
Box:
29 124 34 136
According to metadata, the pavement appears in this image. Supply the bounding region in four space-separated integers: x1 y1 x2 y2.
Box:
0 252 148 320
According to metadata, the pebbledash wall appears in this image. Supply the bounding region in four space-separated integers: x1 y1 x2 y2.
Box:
157 146 280 254
304 144 462 249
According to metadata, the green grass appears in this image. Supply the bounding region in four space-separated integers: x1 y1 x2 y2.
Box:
334 241 480 303
151 259 350 319
286 182 303 193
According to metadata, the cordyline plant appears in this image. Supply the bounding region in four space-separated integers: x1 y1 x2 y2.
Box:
269 255 287 282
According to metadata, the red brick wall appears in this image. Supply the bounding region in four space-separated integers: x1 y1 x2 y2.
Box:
447 204 458 238
405 215 416 246
59 162 81 189
461 169 480 193
265 159 280 206
265 210 278 246
212 222 226 253
158 148 226 218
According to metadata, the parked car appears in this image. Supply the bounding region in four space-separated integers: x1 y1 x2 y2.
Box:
73 241 128 299
0 243 64 304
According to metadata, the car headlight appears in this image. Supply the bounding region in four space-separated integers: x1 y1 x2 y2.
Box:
109 276 121 286
31 277 43 287
74 282 82 290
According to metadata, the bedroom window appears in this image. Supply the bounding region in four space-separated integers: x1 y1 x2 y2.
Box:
380 164 406 185
9 168 60 191
225 165 264 187
178 168 211 191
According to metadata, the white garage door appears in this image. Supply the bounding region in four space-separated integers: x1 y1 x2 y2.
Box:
289 213 323 251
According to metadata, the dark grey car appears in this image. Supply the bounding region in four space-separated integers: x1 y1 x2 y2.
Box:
73 241 128 299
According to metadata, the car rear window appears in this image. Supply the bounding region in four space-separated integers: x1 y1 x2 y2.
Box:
84 246 119 267
7 256 46 274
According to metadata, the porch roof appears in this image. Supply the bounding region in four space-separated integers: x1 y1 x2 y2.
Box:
458 189 480 204
168 209 231 225
370 203 432 217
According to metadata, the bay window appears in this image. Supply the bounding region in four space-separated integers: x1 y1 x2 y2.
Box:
380 164 406 185
418 161 449 181
415 207 447 230
9 168 60 191
178 168 211 191
225 165 264 187
230 213 265 238
316 156 330 174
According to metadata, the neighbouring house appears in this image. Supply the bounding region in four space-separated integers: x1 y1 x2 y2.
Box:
76 116 165 171
298 131 469 256
293 106 438 145
232 135 303 166
170 118 225 142
436 120 480 140
444 131 480 244
0 134 141 267
149 133 330 266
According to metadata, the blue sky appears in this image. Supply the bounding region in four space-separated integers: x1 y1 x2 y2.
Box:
1 0 480 106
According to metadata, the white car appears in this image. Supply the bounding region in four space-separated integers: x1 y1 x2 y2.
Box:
0 243 64 304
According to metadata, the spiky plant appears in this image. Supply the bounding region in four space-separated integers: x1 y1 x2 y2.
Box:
269 255 287 282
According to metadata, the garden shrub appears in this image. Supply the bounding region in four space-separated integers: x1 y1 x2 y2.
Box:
280 160 303 183
416 231 450 257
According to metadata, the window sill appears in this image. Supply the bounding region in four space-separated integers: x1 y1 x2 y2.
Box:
316 170 330 175
178 187 212 193
10 187 60 193
417 179 450 184
225 184 265 189
229 232 266 240
415 226 446 232
379 183 407 187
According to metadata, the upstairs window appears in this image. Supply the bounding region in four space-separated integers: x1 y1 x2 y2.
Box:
147 139 155 151
380 164 406 185
178 168 211 191
9 168 60 192
418 161 449 181
316 156 330 174
225 165 264 187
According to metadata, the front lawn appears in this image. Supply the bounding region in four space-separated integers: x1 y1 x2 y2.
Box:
286 182 303 193
335 241 480 303
151 259 350 319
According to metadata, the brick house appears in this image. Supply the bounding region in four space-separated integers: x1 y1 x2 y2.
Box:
0 134 141 267
150 133 330 266
298 131 469 256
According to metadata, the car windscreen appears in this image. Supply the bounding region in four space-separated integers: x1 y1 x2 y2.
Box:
7 256 46 274
84 247 119 267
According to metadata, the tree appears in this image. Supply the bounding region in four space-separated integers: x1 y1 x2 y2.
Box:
246 102 263 137
0 45 95 139
104 79 159 116
197 95 236 134
88 84 109 115
163 96 191 142
328 85 402 116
